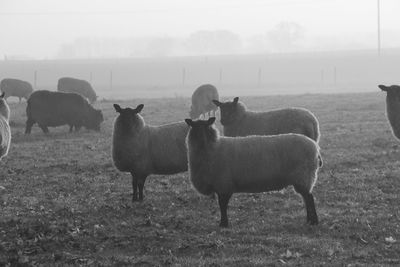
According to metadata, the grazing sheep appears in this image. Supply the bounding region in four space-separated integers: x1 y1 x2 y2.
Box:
25 90 103 134
112 104 189 202
213 97 320 142
58 77 97 103
0 92 11 160
378 84 400 139
0 78 33 102
185 117 322 228
190 84 219 119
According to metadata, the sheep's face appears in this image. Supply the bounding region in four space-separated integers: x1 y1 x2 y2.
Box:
113 104 145 131
212 97 240 126
185 117 218 146
379 85 400 101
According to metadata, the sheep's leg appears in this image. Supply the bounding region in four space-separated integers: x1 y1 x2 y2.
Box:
25 118 35 134
294 185 318 225
39 124 49 134
217 193 232 227
138 177 147 201
130 172 138 202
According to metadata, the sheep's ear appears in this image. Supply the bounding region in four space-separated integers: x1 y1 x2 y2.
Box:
207 117 216 125
233 97 239 103
113 104 122 113
135 104 144 113
0 92 4 98
212 100 221 107
185 119 194 126
378 85 388 91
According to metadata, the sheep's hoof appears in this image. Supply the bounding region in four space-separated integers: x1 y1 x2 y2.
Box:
307 218 319 225
219 221 229 228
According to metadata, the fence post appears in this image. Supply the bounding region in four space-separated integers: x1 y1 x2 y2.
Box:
333 66 337 86
182 68 186 86
110 70 113 91
34 70 37 89
320 69 324 86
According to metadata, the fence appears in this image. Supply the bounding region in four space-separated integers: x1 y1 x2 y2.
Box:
0 51 398 98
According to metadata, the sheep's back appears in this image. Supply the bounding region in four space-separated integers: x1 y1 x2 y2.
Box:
27 90 93 127
224 108 319 141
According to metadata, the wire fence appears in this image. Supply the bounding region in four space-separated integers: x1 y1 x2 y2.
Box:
0 51 398 99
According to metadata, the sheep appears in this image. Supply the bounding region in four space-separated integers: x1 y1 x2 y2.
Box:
0 92 11 160
212 97 320 142
112 103 189 202
190 84 219 119
185 117 322 228
0 78 33 102
378 84 400 140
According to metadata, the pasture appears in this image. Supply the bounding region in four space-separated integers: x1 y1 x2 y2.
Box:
0 92 400 265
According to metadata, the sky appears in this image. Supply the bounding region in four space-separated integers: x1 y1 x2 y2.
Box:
0 0 399 59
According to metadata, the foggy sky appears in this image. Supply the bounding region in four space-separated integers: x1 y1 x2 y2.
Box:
1 0 400 59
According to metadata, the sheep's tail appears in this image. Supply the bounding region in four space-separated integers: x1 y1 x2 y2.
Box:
308 120 320 143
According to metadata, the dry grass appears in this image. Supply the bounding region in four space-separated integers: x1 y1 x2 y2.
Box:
1 92 399 266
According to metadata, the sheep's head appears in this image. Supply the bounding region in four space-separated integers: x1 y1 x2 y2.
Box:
212 97 244 126
84 109 103 132
379 85 400 101
185 117 218 146
113 103 145 131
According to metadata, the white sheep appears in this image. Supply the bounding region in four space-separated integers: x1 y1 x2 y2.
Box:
378 84 400 140
185 117 322 228
213 97 320 142
112 103 189 202
190 84 219 119
0 92 11 160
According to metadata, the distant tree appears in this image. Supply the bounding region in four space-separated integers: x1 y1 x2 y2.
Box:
146 37 176 57
185 30 242 55
267 21 305 52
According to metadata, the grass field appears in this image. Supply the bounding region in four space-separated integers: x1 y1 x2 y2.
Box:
1 92 400 266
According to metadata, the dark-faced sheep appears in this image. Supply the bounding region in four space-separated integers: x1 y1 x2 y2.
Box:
112 104 189 202
25 90 103 134
0 92 11 160
190 84 219 119
58 77 97 104
378 84 400 139
213 97 320 142
185 117 322 228
0 78 33 102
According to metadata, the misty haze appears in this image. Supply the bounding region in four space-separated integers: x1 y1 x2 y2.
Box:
1 0 400 266
1 0 400 98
